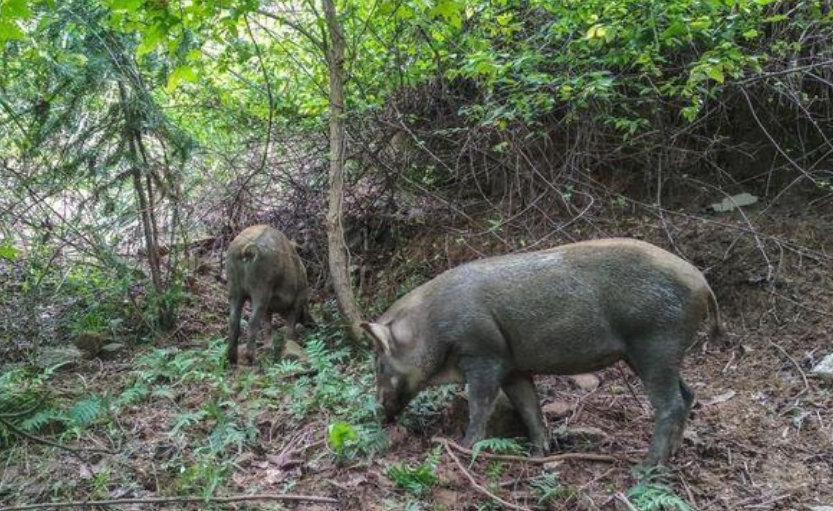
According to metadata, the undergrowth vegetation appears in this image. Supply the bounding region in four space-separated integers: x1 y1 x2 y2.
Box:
0 324 390 495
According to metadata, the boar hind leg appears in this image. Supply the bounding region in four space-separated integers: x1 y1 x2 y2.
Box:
671 378 695 453
245 301 268 365
461 358 506 449
502 374 549 456
637 365 689 466
227 294 244 365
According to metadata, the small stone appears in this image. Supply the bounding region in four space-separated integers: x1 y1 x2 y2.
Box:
283 340 308 362
808 507 833 511
569 373 600 392
710 192 758 212
97 343 125 360
542 400 575 418
811 354 833 382
36 346 83 369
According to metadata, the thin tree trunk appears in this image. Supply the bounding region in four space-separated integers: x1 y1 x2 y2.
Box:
323 0 364 343
119 82 164 308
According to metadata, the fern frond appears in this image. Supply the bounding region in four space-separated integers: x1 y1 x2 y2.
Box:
471 437 526 461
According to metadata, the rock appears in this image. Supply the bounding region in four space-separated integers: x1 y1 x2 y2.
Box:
710 192 758 212
569 373 600 392
36 346 84 369
72 331 110 358
283 340 308 363
808 507 833 511
542 400 575 418
97 343 125 360
811 354 833 382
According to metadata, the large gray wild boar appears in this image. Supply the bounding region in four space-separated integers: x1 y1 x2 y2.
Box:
362 238 721 466
227 225 315 365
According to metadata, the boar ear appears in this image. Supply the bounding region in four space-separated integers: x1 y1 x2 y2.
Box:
361 322 392 355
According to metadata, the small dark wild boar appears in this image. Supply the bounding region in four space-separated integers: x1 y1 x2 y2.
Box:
362 239 721 466
227 225 315 365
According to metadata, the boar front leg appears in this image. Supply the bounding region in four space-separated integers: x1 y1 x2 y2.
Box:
502 374 549 456
461 357 506 448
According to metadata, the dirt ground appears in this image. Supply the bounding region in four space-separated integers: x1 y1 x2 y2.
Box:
1 201 832 510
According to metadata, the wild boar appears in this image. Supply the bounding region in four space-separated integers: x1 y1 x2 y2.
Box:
362 238 721 466
227 225 315 365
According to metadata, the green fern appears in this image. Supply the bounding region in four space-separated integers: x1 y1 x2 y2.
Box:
115 384 150 408
627 468 691 511
69 397 102 427
531 471 577 504
169 410 208 436
387 449 440 496
471 437 526 461
19 409 67 433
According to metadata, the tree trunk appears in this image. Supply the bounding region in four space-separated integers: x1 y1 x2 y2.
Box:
119 82 172 330
323 0 365 343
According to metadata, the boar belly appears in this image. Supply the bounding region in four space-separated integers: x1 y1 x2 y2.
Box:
508 329 626 375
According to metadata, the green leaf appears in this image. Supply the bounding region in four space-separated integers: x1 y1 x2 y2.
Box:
585 24 606 40
136 24 165 57
166 65 197 93
0 242 18 261
430 0 462 29
1 0 32 19
0 20 24 42
327 421 357 453
107 0 142 12
707 66 725 83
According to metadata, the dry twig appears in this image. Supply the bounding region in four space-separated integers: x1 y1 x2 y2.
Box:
432 437 628 464
768 341 810 397
439 439 533 511
0 416 115 455
0 493 338 510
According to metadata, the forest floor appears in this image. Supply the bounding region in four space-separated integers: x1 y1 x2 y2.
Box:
1 199 832 511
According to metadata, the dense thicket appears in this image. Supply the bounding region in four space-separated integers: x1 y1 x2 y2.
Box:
2 0 832 355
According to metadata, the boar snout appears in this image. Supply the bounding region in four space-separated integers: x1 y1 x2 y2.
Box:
377 394 407 424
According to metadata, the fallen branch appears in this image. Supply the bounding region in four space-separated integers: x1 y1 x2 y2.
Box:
0 493 339 510
432 437 628 464
615 492 639 511
0 416 115 455
439 439 533 511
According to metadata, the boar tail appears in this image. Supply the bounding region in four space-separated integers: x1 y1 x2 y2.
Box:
241 242 259 263
706 285 723 339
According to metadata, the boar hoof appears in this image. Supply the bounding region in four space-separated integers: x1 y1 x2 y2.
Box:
531 440 550 458
236 346 256 366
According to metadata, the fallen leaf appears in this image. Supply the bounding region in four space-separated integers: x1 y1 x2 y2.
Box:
570 373 600 392
701 390 736 406
542 400 575 418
